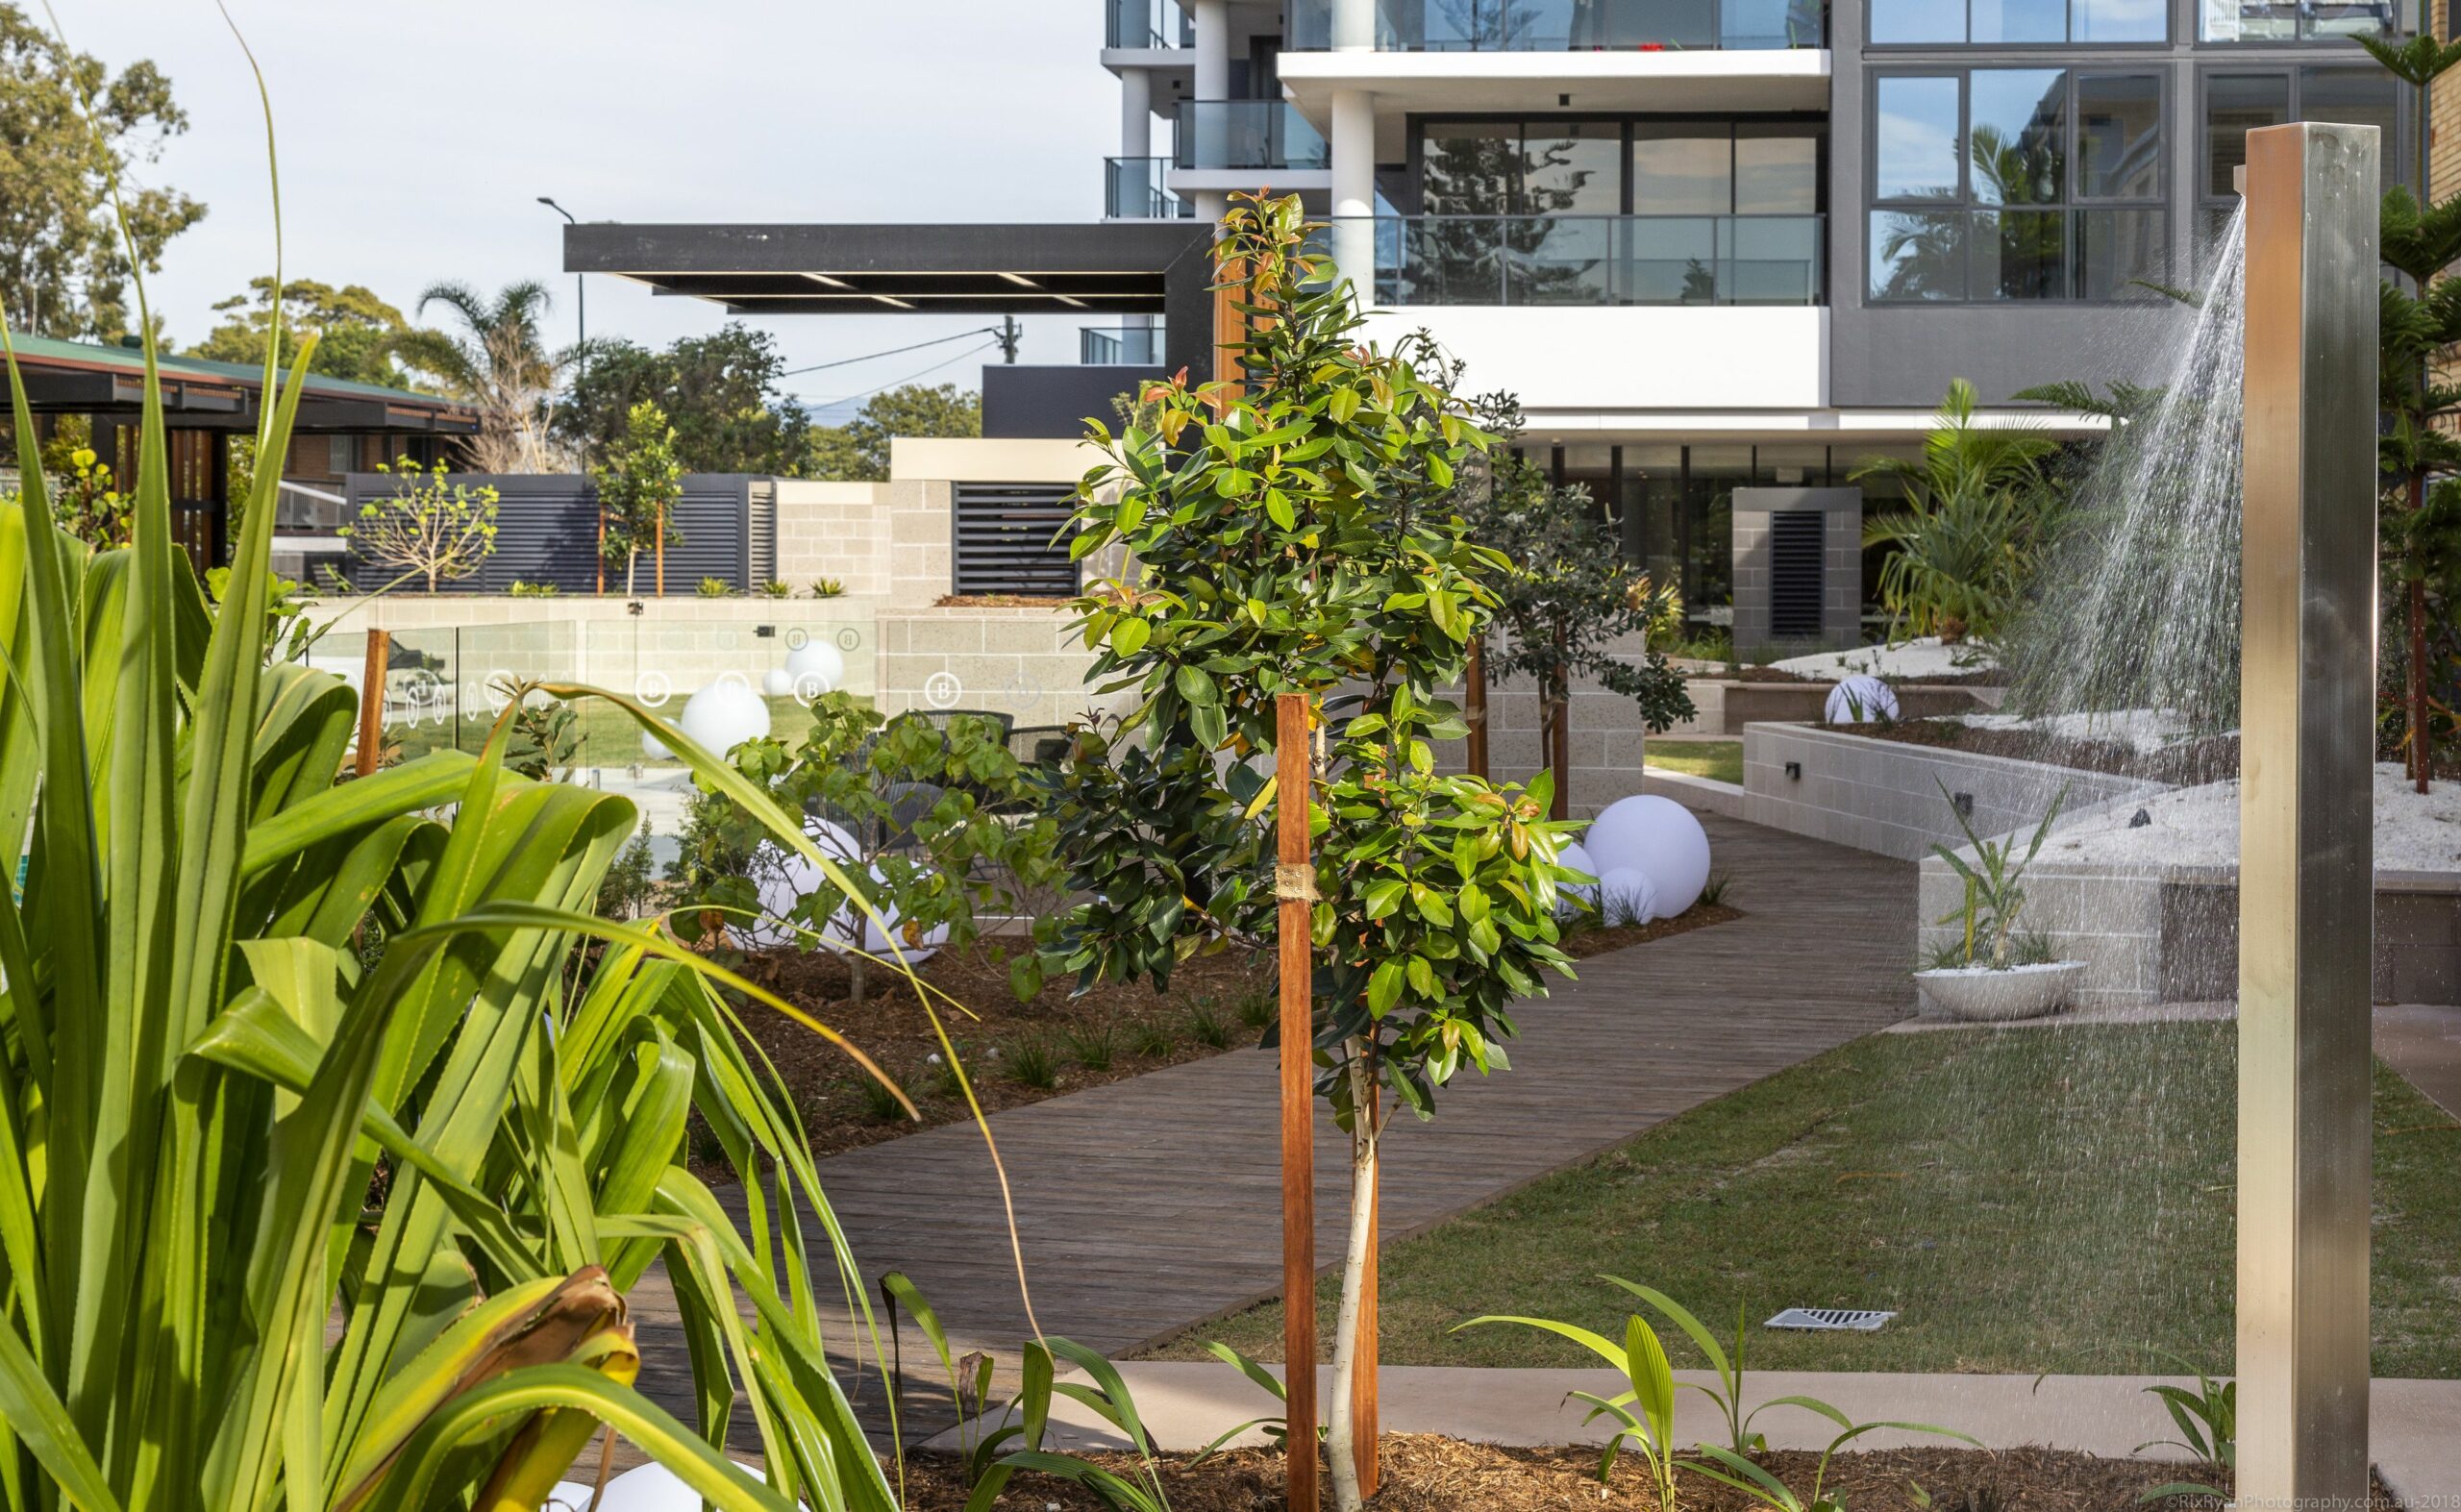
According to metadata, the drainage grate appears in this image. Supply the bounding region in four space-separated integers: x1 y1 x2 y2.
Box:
1765 1307 1896 1332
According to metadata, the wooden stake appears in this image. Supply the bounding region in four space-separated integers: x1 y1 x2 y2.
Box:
355 629 389 778
1275 690 1318 1512
1353 1059 1380 1499
1464 635 1489 781
655 504 666 598
596 507 607 596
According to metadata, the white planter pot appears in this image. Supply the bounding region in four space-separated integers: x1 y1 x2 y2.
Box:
1913 961 2088 1022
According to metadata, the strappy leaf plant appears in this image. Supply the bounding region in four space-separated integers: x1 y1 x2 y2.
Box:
0 24 927 1509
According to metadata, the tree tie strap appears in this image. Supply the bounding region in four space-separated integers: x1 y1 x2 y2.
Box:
1274 863 1319 903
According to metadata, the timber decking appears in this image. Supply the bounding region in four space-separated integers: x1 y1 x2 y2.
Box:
623 810 1916 1448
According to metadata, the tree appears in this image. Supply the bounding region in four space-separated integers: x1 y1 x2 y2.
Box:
0 6 204 339
803 383 981 481
2362 33 2461 792
1459 394 1694 819
340 457 500 591
1853 378 2061 645
593 399 684 596
391 279 566 472
559 324 813 472
186 276 410 386
1046 193 1579 1512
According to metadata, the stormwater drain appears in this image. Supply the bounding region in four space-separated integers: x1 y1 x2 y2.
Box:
1764 1307 1896 1331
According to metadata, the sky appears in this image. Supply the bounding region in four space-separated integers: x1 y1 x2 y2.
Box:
90 0 1123 416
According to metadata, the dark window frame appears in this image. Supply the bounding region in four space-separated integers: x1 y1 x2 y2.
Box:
1864 0 2171 47
1407 111 1829 216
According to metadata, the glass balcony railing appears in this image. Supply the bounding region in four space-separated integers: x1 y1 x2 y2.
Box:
1106 157 1193 219
1081 327 1167 364
1108 0 1196 46
1344 214 1826 306
1174 101 1331 171
1289 0 1826 49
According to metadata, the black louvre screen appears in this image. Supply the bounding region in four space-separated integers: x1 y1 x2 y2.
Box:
1769 510 1825 638
954 483 1079 597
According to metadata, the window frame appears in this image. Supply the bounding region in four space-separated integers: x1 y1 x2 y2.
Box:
2195 62 2411 210
1406 112 1829 217
2194 0 2418 45
1865 64 2171 304
1865 0 2171 48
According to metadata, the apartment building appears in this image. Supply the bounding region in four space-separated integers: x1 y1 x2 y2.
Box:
569 0 2413 639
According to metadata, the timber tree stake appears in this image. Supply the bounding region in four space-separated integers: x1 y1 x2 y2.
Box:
355 629 389 778
1274 691 1319 1511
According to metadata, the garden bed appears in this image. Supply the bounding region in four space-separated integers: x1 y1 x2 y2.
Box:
1850 718 2237 787
897 1438 2367 1510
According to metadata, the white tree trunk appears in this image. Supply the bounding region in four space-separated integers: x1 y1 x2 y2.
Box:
1326 1047 1380 1512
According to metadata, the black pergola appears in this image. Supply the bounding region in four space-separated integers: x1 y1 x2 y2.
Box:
562 220 1219 383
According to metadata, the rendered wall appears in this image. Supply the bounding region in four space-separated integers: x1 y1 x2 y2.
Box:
1357 306 1827 411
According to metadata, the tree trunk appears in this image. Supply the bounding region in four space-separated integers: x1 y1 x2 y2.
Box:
1327 1047 1380 1512
1546 622 1572 822
2412 471 2430 796
849 950 868 1006
1465 635 1490 781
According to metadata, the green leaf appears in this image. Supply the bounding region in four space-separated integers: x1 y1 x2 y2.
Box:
1367 959 1405 1016
1111 616 1151 656
1175 663 1217 706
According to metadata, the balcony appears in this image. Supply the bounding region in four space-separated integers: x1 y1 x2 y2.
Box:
1107 0 1194 47
1174 101 1330 171
1289 0 1827 50
1106 157 1193 220
1081 326 1167 364
1353 214 1825 306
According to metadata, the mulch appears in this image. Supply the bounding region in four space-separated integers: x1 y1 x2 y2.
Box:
894 1436 2374 1510
934 594 1076 608
1844 719 2240 786
1558 903 1741 959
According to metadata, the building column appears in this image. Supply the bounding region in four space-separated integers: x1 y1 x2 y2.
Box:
1192 0 1231 226
1120 65 1152 160
1330 89 1376 302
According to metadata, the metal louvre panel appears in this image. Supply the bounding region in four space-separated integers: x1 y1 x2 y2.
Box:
343 473 754 594
1767 509 1825 638
953 483 1079 597
749 481 778 585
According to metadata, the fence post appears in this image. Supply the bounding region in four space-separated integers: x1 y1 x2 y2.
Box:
355 629 389 778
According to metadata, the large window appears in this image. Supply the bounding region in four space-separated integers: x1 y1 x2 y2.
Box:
1419 118 1821 215
2199 66 2405 248
1871 0 2164 44
1869 69 2167 303
2200 0 2413 42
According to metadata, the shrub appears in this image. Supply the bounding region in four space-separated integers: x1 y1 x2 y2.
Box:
808 577 847 598
1008 1036 1061 1090
695 576 734 598
1062 1022 1118 1071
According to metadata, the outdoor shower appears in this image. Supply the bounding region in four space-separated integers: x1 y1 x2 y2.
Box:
2236 120 2378 1503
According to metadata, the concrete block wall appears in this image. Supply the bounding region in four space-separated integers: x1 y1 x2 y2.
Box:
1429 682 1655 819
874 607 1131 731
1730 488 1863 657
1917 856 2169 1007
772 480 892 598
1744 723 2158 862
889 481 955 607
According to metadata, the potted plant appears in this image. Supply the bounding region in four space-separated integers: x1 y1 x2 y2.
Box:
1915 781 2086 1021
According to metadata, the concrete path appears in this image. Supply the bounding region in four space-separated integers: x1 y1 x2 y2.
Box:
626 812 1918 1433
928 1363 2461 1504
2375 1002 2461 1119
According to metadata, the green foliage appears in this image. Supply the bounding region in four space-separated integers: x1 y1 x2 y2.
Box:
339 455 500 591
1455 1299 1687 1508
758 579 793 598
972 1339 1177 1512
1456 391 1696 766
804 383 982 482
1191 1340 1317 1461
808 577 847 599
695 576 734 598
597 822 660 920
1062 1022 1117 1071
1856 380 2062 646
392 280 563 472
0 6 204 340
1927 781 2067 969
1007 1035 1060 1089
1185 997 1233 1049
592 399 684 595
1231 983 1275 1029
186 275 410 385
1130 1020 1177 1058
509 578 561 597
2132 1351 2234 1501
506 693 583 780
560 324 813 474
1692 1409 1979 1512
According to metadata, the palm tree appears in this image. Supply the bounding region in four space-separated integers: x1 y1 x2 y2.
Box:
1854 378 2062 645
392 279 567 472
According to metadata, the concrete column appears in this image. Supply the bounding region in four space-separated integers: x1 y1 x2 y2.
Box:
1120 65 1152 160
1193 0 1230 97
1332 0 1377 49
1330 88 1376 300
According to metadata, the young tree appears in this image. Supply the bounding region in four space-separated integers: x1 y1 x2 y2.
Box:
340 457 500 592
593 399 684 596
1047 193 1581 1512
186 276 410 386
559 323 814 472
2362 33 2461 792
1459 394 1694 819
0 5 205 339
803 382 982 481
391 279 566 472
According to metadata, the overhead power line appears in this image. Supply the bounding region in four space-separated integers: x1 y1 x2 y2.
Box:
797 340 1001 412
779 325 1006 378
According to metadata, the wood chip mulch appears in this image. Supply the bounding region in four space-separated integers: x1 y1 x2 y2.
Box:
895 1437 2391 1511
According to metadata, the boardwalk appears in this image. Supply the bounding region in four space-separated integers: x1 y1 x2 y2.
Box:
627 810 1916 1440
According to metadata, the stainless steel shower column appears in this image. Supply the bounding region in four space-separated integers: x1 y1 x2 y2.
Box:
2238 120 2378 1507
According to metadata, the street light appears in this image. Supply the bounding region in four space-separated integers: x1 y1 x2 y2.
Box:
536 195 586 399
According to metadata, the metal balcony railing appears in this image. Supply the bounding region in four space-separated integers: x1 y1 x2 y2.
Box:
1106 157 1192 219
1343 213 1827 306
1108 0 1196 46
1174 101 1331 171
1288 0 1827 49
1081 327 1167 364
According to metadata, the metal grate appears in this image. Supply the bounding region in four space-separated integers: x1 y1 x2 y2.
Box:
953 483 1080 597
1765 1307 1895 1332
1768 509 1826 638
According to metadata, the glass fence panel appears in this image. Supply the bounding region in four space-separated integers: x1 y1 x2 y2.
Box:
1355 215 1826 305
1293 0 1825 48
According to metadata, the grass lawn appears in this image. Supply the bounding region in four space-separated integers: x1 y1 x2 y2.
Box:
384 693 813 767
1154 1023 2461 1377
1648 739 1742 785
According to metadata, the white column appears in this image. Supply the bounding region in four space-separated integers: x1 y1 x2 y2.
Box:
1120 66 1152 160
1330 89 1376 302
1331 0 1376 49
1191 0 1232 225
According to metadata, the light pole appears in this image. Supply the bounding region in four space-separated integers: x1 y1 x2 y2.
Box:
536 195 586 409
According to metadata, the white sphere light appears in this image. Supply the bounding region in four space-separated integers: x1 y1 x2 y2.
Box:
1825 674 1900 726
676 679 772 758
551 1460 778 1512
1554 839 1600 913
762 667 796 698
1599 866 1659 927
783 641 844 700
749 819 861 949
1583 794 1712 921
